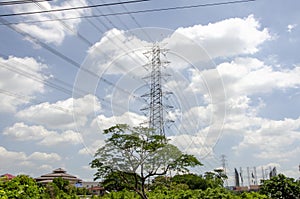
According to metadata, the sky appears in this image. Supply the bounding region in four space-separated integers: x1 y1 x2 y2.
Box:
0 0 300 185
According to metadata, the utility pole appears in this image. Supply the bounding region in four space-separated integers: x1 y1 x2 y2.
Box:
240 167 244 186
141 43 170 137
247 167 251 186
261 166 265 180
221 154 228 187
253 166 258 185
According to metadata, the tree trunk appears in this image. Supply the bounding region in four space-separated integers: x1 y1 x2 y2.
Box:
136 190 148 199
140 178 148 199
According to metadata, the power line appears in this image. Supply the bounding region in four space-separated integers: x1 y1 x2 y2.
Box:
116 0 153 41
0 0 52 6
24 1 148 103
0 55 134 114
0 0 256 25
0 17 143 102
1 1 149 105
32 1 94 46
0 0 150 17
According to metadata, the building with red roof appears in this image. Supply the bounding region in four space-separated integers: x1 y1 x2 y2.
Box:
0 173 15 180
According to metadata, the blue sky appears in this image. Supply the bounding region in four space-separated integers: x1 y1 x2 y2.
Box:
0 0 300 185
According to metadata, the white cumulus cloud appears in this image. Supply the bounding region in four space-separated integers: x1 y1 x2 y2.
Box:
0 146 61 175
0 56 48 112
16 94 101 130
3 122 82 146
12 0 90 45
28 152 61 162
173 15 271 58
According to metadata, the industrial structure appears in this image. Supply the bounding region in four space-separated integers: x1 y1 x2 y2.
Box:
233 166 277 192
141 43 171 137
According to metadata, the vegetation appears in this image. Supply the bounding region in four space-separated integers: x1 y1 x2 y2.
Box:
0 175 45 199
90 124 202 199
260 173 300 198
90 187 268 199
1 124 299 199
1 168 299 199
0 175 89 199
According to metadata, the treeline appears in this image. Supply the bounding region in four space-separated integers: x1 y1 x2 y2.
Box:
94 173 300 199
0 175 89 199
1 173 299 198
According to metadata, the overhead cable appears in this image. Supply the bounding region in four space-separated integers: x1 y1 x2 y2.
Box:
0 0 256 24
0 17 142 101
0 0 52 6
0 0 150 17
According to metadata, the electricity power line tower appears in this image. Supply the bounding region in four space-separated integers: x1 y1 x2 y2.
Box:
221 154 228 187
141 43 170 136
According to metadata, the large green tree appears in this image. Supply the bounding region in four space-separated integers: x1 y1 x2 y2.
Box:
204 169 228 189
171 174 208 190
90 124 202 199
260 173 300 199
0 175 45 199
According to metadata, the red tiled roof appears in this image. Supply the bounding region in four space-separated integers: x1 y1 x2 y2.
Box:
1 173 15 180
89 186 104 191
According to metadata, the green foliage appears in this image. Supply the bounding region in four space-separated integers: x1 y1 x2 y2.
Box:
52 177 70 192
239 191 268 199
0 175 45 199
260 173 300 199
150 176 171 189
204 169 227 189
90 124 202 199
45 179 79 199
93 187 269 199
92 189 140 199
171 174 208 190
149 187 236 199
75 187 91 196
102 171 142 191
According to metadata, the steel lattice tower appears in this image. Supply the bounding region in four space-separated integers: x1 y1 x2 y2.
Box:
142 43 169 136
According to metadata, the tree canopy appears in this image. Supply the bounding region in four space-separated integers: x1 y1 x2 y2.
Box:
260 173 300 198
90 124 202 199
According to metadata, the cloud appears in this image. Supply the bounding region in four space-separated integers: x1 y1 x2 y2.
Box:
166 56 300 164
0 146 60 175
83 28 149 78
84 15 271 78
234 117 300 153
0 146 26 162
28 152 61 162
187 57 300 100
39 130 82 146
3 122 82 146
0 56 47 112
287 24 297 33
3 122 55 141
92 111 147 130
78 139 105 156
16 94 101 130
77 111 147 156
12 0 90 45
173 15 271 58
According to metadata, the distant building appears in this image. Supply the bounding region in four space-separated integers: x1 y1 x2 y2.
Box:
234 186 249 192
249 185 260 192
88 186 105 196
0 173 15 181
81 181 105 196
81 181 101 189
35 168 82 185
